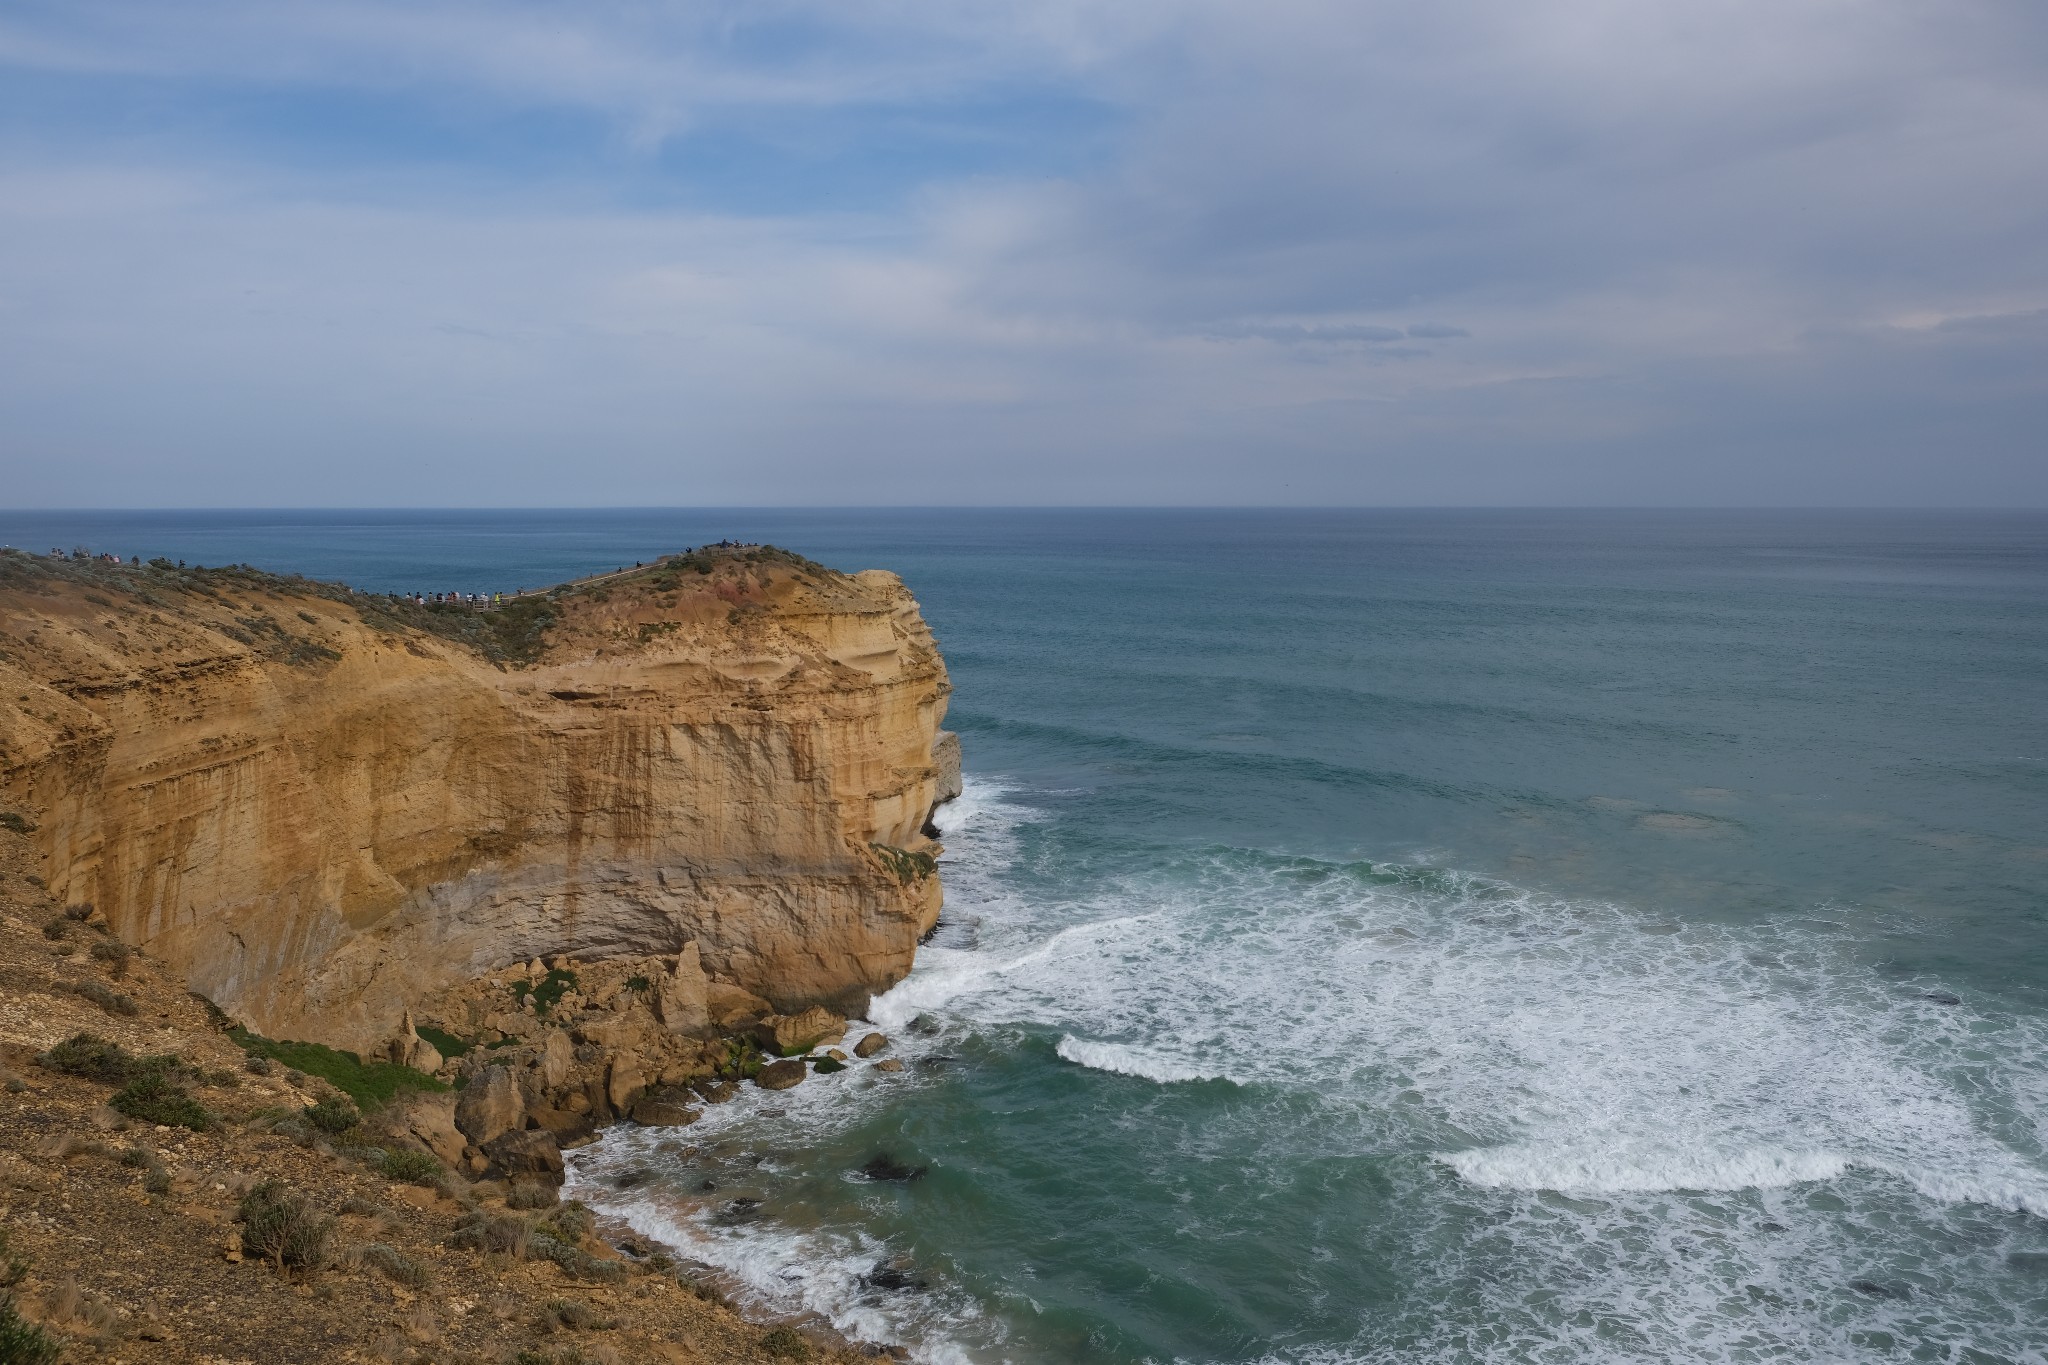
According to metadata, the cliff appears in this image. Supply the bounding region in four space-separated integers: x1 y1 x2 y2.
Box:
0 544 951 1050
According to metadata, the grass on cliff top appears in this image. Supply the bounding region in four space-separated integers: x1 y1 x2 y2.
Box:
0 540 838 669
230 1028 447 1110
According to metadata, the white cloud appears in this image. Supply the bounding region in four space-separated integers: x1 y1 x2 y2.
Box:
0 0 2044 503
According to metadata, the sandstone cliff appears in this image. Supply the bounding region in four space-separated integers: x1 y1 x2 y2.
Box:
0 545 951 1049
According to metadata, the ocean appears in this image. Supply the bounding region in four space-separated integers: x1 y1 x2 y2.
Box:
7 508 2046 1363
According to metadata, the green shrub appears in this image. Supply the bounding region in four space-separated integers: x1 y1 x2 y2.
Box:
869 843 936 886
36 1033 144 1084
0 1294 62 1365
110 1072 212 1131
0 1228 28 1289
237 1182 331 1272
375 1148 443 1185
230 1029 445 1109
506 1181 557 1210
62 980 137 1017
509 969 578 1017
760 1325 814 1360
303 1095 361 1135
623 976 651 994
356 1242 430 1289
414 1024 470 1058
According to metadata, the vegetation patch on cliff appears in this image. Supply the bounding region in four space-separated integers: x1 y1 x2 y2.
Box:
869 843 938 887
230 1028 447 1110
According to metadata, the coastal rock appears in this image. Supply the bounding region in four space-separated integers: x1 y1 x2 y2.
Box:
481 1128 564 1184
691 1078 739 1104
377 1091 466 1168
0 546 950 1052
653 941 711 1035
630 1089 702 1127
755 1059 807 1091
454 1065 525 1146
606 1056 648 1112
538 1028 575 1090
752 1006 846 1056
706 982 773 1030
932 729 963 807
872 1058 904 1073
388 1011 444 1073
853 1032 889 1058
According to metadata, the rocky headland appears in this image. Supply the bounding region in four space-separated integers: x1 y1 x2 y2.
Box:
0 542 961 1362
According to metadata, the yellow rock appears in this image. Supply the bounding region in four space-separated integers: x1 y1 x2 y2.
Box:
0 546 952 1050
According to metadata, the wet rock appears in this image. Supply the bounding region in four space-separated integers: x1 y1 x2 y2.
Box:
611 1167 652 1190
715 1197 763 1225
813 1057 848 1075
1849 1279 1911 1300
455 1065 526 1146
917 1055 956 1069
691 1078 740 1104
631 1089 702 1127
872 1058 904 1073
482 1127 564 1184
853 1033 889 1058
1921 991 1961 1006
858 1153 927 1183
907 1014 942 1037
756 1059 807 1091
864 1261 927 1292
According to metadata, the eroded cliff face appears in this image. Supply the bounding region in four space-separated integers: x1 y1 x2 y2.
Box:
0 546 950 1049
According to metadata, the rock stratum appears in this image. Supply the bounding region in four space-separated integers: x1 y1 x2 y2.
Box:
0 544 953 1050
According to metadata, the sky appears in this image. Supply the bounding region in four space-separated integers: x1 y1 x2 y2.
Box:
1 0 2044 507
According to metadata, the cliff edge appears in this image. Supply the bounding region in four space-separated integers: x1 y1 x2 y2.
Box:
0 544 952 1050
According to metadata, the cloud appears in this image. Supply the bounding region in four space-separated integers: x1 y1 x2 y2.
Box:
0 0 2045 505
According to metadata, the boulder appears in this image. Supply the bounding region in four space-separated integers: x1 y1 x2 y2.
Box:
751 1006 846 1057
755 1059 807 1091
654 942 711 1036
705 982 773 1030
630 1089 702 1127
872 1058 904 1073
482 1128 564 1184
691 1078 739 1105
388 1011 444 1074
538 1029 575 1091
372 1091 466 1168
454 1065 525 1146
607 1056 647 1111
853 1032 889 1058
527 1105 597 1144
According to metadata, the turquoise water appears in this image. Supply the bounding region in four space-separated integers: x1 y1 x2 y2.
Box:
9 509 2047 1362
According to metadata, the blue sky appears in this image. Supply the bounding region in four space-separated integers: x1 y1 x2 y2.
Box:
1 0 2044 506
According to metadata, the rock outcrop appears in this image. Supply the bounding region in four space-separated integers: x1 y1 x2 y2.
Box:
0 545 952 1050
